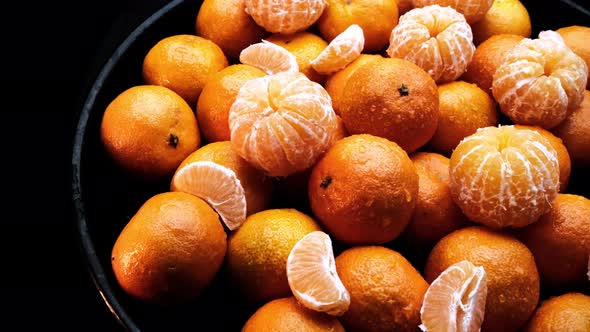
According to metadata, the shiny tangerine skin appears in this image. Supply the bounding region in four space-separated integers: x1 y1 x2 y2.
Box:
100 85 200 181
111 192 227 304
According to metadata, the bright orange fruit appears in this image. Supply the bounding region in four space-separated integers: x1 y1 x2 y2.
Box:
242 297 345 332
339 57 439 153
318 0 399 53
336 246 429 332
142 34 228 106
425 226 540 332
427 81 499 156
516 194 590 290
195 0 268 61
111 192 226 304
461 34 525 95
551 89 590 168
525 292 590 332
100 85 200 181
226 209 322 303
308 134 419 245
196 64 266 143
266 31 329 84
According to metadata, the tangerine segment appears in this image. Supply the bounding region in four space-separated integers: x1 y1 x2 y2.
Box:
240 40 299 75
287 231 350 316
387 5 475 83
449 125 560 228
244 0 327 34
492 31 588 129
170 161 247 230
412 0 494 24
229 71 337 177
420 260 487 332
311 24 365 74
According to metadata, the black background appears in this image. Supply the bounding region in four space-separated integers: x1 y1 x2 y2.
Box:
6 0 588 330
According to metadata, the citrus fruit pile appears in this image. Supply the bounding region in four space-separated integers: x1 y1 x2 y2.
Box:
100 0 589 331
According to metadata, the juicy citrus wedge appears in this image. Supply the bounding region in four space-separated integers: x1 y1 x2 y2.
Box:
170 160 247 231
420 260 488 332
286 231 350 316
239 40 299 75
311 24 365 74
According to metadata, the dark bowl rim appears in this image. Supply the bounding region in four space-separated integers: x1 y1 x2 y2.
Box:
71 1 188 331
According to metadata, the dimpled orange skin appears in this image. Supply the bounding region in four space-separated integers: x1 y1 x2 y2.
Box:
470 0 532 45
226 209 321 304
339 57 439 154
196 0 269 61
242 297 345 332
525 293 590 332
142 34 228 106
551 90 590 168
427 81 499 155
516 194 590 290
325 54 383 116
308 134 419 245
514 125 571 193
461 34 525 96
335 246 429 332
111 192 227 304
175 141 273 216
425 226 540 332
196 64 266 143
401 152 470 247
318 0 399 53
100 85 200 181
557 26 590 89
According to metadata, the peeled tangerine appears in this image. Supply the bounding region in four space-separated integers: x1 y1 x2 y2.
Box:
244 0 326 34
420 260 487 332
287 231 350 316
229 71 338 177
449 125 560 229
387 5 475 83
492 31 588 129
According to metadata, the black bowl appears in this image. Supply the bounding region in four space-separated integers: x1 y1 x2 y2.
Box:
72 0 590 331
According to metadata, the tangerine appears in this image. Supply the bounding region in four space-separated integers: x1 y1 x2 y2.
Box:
449 125 560 228
100 85 200 181
309 134 419 245
425 226 540 332
387 5 475 83
142 34 228 106
229 71 338 177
